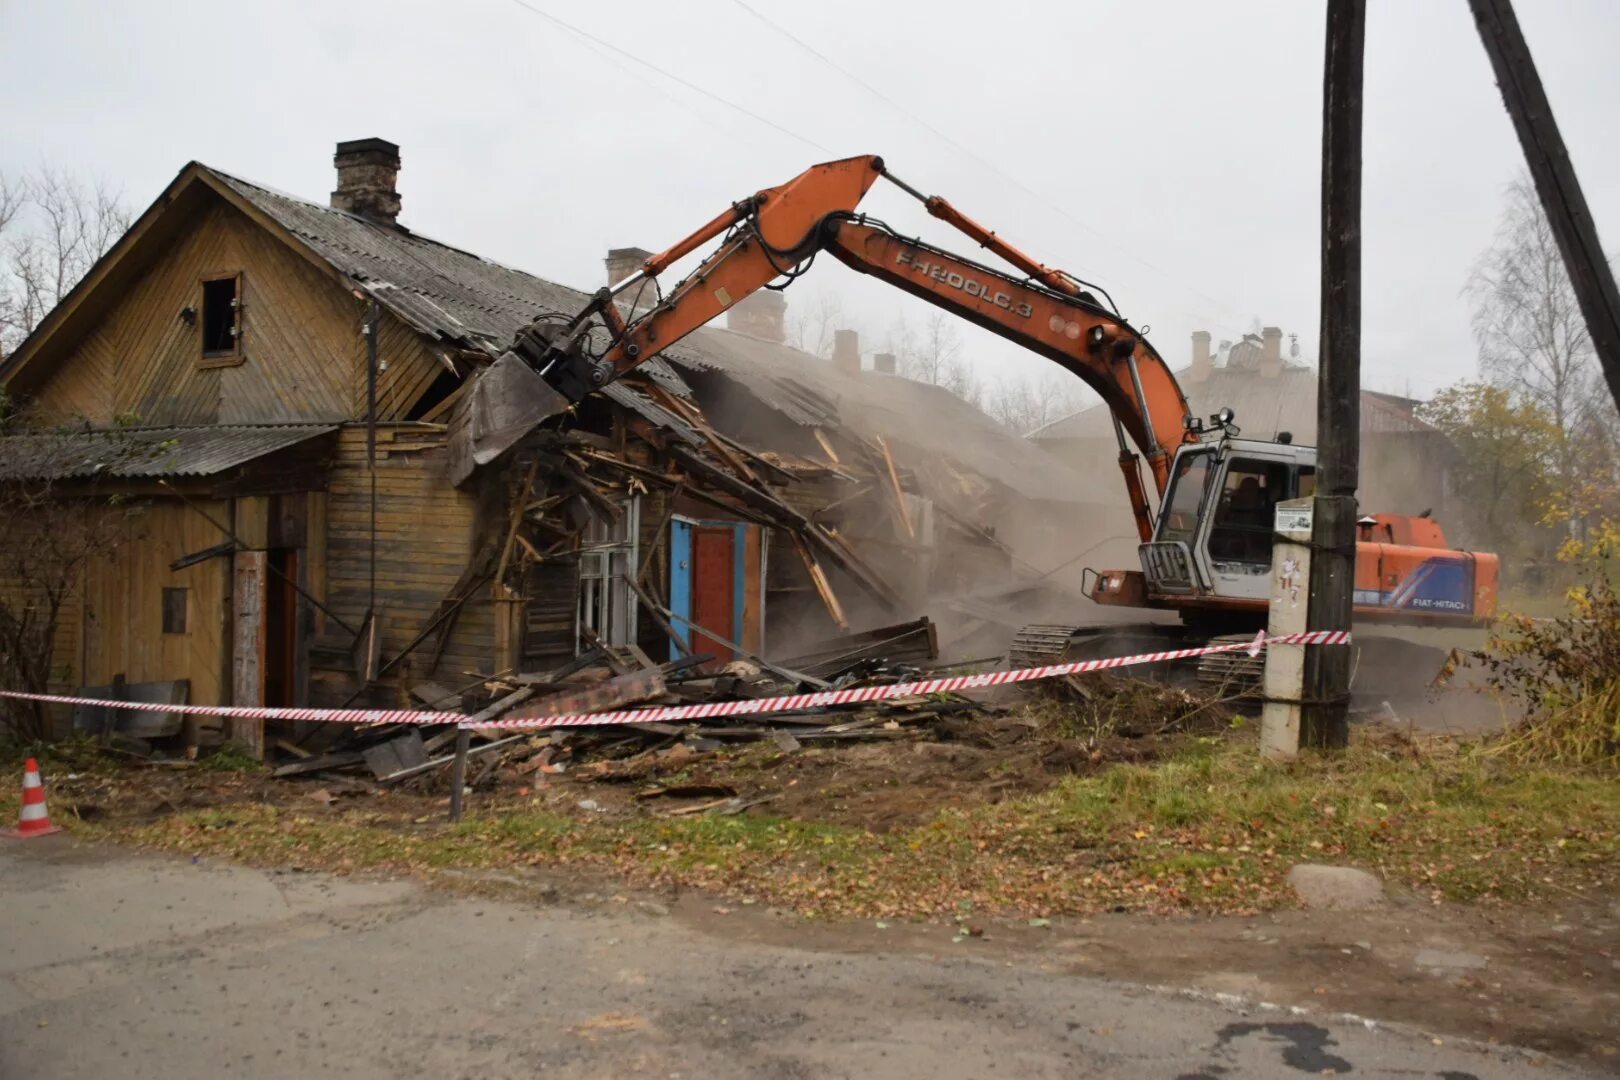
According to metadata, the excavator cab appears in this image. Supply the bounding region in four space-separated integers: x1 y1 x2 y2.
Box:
1131 420 1316 612
1092 409 1496 633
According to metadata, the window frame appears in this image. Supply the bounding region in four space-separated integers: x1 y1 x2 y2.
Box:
1154 447 1216 545
161 586 189 635
198 271 244 368
577 496 641 649
1207 457 1293 566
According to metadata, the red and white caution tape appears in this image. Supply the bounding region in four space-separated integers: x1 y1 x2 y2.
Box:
471 628 1348 731
0 693 447 728
0 629 1348 733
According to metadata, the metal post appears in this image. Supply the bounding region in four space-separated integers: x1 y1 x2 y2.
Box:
449 693 473 823
365 299 380 616
448 727 470 823
1303 0 1365 749
1469 0 1620 413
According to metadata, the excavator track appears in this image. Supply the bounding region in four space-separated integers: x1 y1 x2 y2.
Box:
1194 633 1267 698
1011 623 1268 697
1008 624 1088 669
1010 622 1198 675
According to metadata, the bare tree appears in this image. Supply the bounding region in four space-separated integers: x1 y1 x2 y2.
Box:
788 290 847 359
0 169 131 358
0 478 130 741
887 310 981 407
1466 178 1598 460
985 372 1088 435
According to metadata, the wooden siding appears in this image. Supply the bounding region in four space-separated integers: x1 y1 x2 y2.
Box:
80 499 232 705
27 196 447 427
312 425 491 704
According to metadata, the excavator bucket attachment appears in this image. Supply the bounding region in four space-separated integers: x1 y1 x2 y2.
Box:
446 350 572 486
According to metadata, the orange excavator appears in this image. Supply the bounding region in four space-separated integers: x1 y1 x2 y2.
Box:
506 154 1498 673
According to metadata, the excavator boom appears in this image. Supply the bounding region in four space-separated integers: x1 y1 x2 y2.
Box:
507 153 1500 645
512 154 1192 541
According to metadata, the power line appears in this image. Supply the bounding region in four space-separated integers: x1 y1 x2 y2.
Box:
500 0 829 154
728 0 1249 326
497 3 727 141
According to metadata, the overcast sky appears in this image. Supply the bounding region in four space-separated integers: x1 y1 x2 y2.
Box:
3 0 1617 406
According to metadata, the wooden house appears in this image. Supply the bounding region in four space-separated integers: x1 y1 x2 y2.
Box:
0 139 1106 756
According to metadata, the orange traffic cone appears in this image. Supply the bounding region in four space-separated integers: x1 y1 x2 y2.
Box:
3 758 63 838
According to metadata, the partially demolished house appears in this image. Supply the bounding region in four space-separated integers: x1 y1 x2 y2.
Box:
0 139 1102 755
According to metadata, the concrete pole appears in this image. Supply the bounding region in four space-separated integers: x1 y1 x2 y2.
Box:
1262 499 1315 760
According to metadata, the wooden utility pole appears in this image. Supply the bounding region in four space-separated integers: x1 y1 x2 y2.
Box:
1469 0 1620 414
1302 0 1365 749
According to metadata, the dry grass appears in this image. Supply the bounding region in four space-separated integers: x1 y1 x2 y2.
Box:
66 725 1620 921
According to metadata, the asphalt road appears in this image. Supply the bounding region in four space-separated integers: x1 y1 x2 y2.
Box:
0 840 1588 1079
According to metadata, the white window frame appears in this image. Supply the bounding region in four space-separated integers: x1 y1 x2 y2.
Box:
578 496 640 649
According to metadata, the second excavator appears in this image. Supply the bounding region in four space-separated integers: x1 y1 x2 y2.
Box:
500 154 1498 678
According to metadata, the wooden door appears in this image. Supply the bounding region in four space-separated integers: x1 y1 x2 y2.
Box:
691 525 737 663
264 548 298 707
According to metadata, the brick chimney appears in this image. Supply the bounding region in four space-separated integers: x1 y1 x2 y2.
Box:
832 329 861 376
1260 326 1283 377
873 351 897 375
604 246 652 288
1190 330 1213 382
331 138 401 225
726 291 787 344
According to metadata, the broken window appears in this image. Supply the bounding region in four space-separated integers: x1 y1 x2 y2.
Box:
200 274 241 361
578 496 640 649
161 587 188 634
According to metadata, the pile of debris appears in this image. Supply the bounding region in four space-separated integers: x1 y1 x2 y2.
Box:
272 616 995 790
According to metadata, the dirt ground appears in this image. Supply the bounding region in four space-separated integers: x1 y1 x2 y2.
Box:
23 672 1620 1070
40 669 1538 844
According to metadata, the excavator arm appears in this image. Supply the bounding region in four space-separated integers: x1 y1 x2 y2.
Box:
508 154 1193 541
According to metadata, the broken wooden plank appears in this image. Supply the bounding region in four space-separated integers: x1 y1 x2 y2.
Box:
873 435 915 540
408 681 462 710
493 460 541 592
351 609 384 685
169 540 236 572
812 428 842 466
791 534 848 631
625 575 693 656
274 738 312 760
273 751 365 778
781 616 939 675
503 668 665 724
362 729 428 779
378 734 527 784
465 687 536 726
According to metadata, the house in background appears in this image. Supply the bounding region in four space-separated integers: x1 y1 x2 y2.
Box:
0 139 1103 755
1028 325 1464 560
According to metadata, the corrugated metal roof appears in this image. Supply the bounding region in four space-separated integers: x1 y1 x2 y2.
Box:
0 424 336 481
601 382 702 445
208 166 1090 503
213 169 694 398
